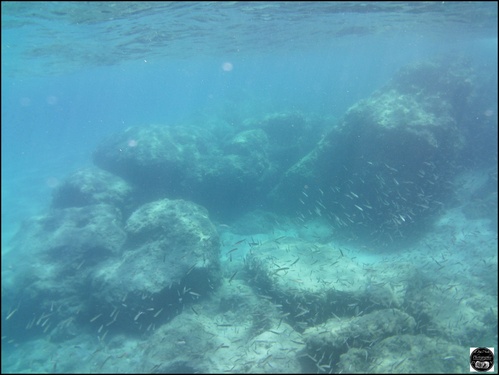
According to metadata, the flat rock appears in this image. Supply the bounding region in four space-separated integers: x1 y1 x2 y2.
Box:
245 236 411 330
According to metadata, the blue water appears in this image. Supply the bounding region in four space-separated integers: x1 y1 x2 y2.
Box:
1 2 497 373
3 34 496 241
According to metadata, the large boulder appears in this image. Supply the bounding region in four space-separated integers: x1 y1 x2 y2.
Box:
269 60 475 244
2 198 222 341
1 204 126 341
3 204 126 299
91 198 221 333
93 124 276 217
93 125 210 192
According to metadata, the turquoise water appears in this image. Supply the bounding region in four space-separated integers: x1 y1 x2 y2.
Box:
3 2 496 246
1 2 497 373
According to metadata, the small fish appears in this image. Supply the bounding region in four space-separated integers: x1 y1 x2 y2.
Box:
75 259 85 270
294 309 309 318
134 311 144 321
261 354 273 365
100 330 108 342
273 267 290 274
384 163 398 172
290 257 300 266
214 343 230 351
5 308 18 321
186 263 197 275
228 271 238 283
90 313 102 323
316 201 327 209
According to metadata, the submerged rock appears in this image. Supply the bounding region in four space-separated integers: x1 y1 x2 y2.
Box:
91 198 221 332
52 167 134 214
352 334 468 373
4 203 126 297
2 204 126 341
93 124 275 216
269 59 475 244
246 112 325 172
93 124 208 192
141 279 303 373
297 308 418 373
245 237 404 330
2 197 222 340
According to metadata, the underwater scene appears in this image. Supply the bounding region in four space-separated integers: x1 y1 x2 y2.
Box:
1 2 498 374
